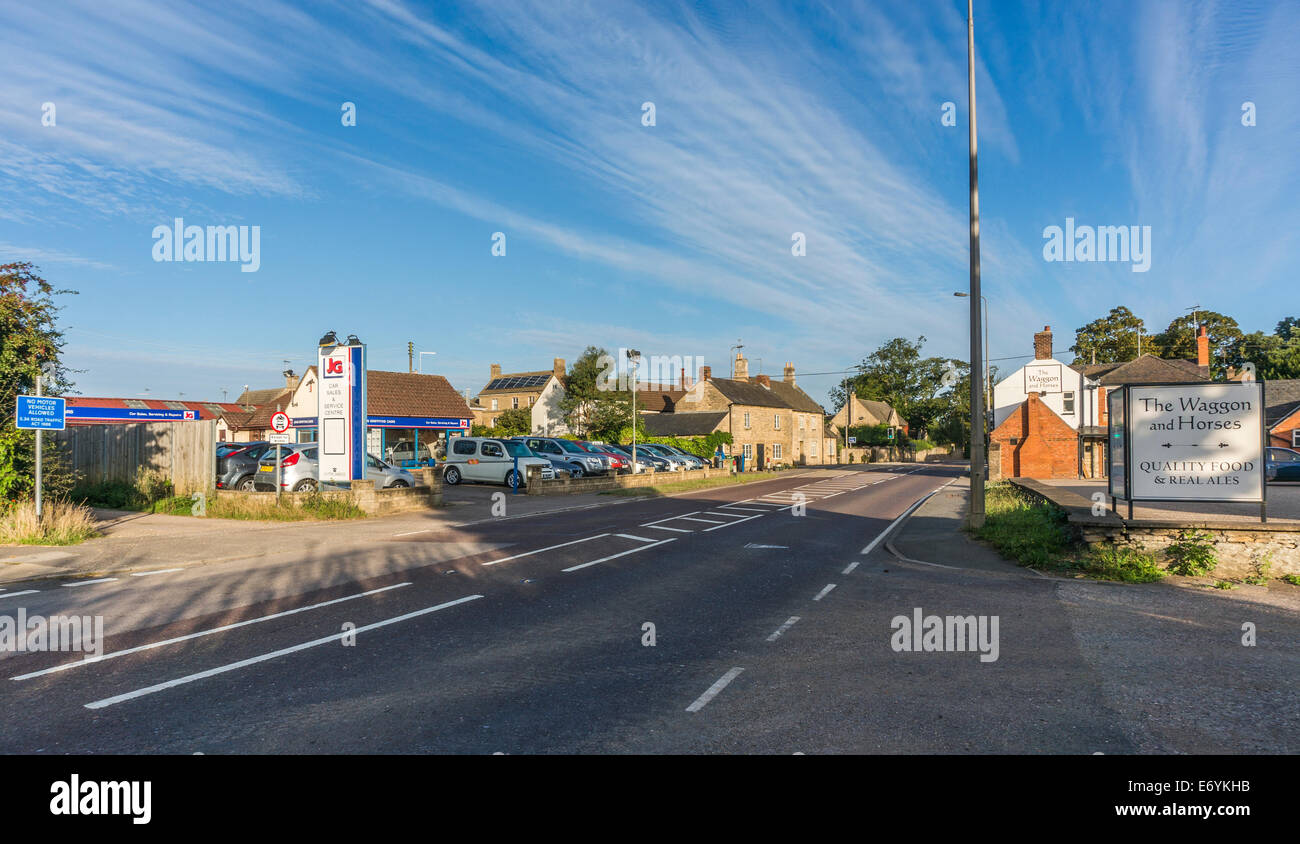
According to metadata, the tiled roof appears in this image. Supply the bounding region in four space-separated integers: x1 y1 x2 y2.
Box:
706 377 789 409
1080 355 1207 385
767 380 826 415
1265 379 1300 428
65 397 250 420
367 370 474 418
235 386 290 406
643 411 728 437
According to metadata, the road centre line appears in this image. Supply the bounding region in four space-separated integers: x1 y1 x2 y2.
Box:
561 539 677 572
13 583 415 681
62 578 118 588
842 561 860 574
766 617 800 642
615 533 658 543
482 534 609 566
813 583 837 601
0 590 40 602
685 667 744 712
84 594 482 710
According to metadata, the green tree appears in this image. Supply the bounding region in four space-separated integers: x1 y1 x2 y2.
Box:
558 345 613 437
1274 316 1299 342
490 408 531 437
831 337 955 425
1070 306 1145 366
1148 310 1242 378
1229 330 1300 380
1 262 77 509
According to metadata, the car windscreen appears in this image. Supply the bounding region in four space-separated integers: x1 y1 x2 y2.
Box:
557 440 585 454
503 441 533 458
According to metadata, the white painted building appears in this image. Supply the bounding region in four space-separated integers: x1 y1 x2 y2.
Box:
992 325 1097 430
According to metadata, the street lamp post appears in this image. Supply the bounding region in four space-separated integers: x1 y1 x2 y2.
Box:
966 0 986 527
954 292 990 413
628 349 641 470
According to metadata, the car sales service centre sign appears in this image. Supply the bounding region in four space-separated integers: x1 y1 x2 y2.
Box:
1125 382 1264 502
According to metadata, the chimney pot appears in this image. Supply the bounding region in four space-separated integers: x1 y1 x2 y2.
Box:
700 365 712 381
783 362 796 385
1196 324 1210 373
734 353 749 382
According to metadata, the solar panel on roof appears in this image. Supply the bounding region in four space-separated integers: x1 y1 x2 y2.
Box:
486 374 549 390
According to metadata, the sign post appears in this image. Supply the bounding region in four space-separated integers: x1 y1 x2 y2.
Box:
270 410 290 501
317 341 367 486
16 385 66 521
1108 382 1266 522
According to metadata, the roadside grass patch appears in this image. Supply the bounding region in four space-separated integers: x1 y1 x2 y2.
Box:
603 471 784 497
1280 574 1300 586
0 499 99 545
1073 545 1165 583
974 483 1071 568
72 469 176 512
207 492 366 521
1164 529 1218 577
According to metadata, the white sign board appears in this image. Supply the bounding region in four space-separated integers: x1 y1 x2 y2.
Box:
1127 383 1264 502
268 432 292 444
1024 363 1063 394
317 345 365 482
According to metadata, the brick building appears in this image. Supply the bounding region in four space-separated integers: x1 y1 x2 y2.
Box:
471 359 566 432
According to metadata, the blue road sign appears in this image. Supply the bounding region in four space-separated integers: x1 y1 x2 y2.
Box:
16 395 67 430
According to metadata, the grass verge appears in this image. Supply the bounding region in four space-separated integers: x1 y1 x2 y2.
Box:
601 470 786 497
205 492 366 521
0 499 100 545
975 483 1166 582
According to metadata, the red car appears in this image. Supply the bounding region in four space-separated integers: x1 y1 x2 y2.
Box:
579 441 630 473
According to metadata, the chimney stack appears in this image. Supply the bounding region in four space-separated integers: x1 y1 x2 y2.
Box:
553 358 565 379
783 362 796 385
734 353 749 382
700 365 712 381
756 374 771 388
1033 326 1053 360
490 363 502 379
284 369 299 391
1197 324 1210 375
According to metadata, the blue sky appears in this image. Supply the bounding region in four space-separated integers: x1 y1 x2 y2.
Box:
1 0 1296 407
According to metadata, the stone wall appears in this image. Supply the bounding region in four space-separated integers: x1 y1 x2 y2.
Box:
525 464 737 495
213 469 442 515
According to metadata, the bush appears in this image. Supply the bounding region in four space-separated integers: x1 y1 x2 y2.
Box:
1165 530 1217 577
1076 546 1166 583
72 468 174 511
0 498 99 545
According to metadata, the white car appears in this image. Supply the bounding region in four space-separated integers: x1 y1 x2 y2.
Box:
443 437 555 487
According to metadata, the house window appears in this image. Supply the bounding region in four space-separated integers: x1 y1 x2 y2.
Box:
1062 392 1076 415
491 398 499 411
742 443 752 459
774 414 781 430
528 396 534 406
810 440 818 457
773 443 783 459
743 412 751 429
1293 429 1300 448
512 397 519 409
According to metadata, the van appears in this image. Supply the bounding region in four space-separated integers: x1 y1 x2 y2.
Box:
443 437 555 487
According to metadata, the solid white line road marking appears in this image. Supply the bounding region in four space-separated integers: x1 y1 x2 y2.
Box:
62 578 118 588
83 593 482 710
703 511 751 519
562 538 677 572
615 533 658 543
686 667 744 712
842 561 860 574
766 617 800 642
647 525 692 533
640 511 701 527
0 590 40 601
744 543 788 549
13 583 415 681
859 482 955 557
813 583 837 601
703 514 763 531
677 516 725 524
130 568 184 577
392 529 432 537
716 506 769 512
482 534 609 566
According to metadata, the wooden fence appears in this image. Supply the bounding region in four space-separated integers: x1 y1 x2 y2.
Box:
50 420 217 495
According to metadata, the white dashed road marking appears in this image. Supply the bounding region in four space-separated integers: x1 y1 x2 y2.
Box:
766 617 800 642
686 667 744 712
813 583 836 601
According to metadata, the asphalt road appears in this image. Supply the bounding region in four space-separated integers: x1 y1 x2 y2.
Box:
1 463 1293 754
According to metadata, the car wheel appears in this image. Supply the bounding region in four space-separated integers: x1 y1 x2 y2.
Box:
390 480 408 488
236 475 257 492
444 466 462 485
504 469 521 488
569 465 584 479
292 479 318 492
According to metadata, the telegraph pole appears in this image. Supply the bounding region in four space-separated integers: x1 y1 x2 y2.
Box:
966 0 986 527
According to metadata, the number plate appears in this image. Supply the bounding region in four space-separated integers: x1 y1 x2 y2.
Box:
259 465 274 472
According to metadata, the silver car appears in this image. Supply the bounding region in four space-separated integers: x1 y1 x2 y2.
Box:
255 445 415 491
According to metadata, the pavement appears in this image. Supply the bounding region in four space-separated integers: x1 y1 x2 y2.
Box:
1035 478 1300 524
0 462 1294 754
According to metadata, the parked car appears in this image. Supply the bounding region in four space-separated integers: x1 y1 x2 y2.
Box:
513 437 608 478
657 444 707 469
216 441 275 491
443 437 555 487
385 439 438 467
366 454 417 488
635 443 692 471
604 444 666 473
579 441 630 473
254 443 320 491
1265 446 1300 482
